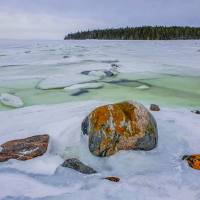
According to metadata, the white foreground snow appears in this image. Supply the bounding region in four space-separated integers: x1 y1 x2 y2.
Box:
0 101 200 200
0 93 24 108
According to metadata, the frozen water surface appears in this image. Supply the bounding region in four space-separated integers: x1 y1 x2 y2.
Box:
0 40 200 200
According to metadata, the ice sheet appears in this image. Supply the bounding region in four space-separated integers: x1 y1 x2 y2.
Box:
0 101 199 199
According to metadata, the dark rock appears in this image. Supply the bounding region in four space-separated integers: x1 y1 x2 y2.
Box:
62 158 97 174
24 51 31 54
104 176 120 182
81 71 90 75
0 135 49 162
82 101 158 157
103 70 115 77
81 69 117 77
191 110 200 114
111 63 120 68
150 104 160 111
63 55 69 59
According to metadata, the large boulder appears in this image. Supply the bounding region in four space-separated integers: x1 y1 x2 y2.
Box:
0 134 49 162
82 101 158 157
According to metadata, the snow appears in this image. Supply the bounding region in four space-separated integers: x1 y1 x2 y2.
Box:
0 173 78 199
0 39 200 199
0 101 200 199
0 93 24 108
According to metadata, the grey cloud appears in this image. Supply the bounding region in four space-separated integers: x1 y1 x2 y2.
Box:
0 0 199 39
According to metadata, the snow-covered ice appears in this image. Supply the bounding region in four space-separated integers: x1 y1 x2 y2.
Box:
0 101 200 199
0 93 24 108
37 74 100 90
0 39 200 200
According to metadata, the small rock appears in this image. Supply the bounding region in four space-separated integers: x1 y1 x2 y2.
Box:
103 70 115 77
0 134 49 162
62 158 97 174
81 68 118 78
24 51 31 54
150 104 160 111
191 110 200 114
63 55 69 59
182 154 200 170
0 93 24 108
81 71 90 75
111 63 120 68
104 176 120 182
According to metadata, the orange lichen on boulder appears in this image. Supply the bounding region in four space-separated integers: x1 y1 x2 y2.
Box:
82 101 158 157
182 154 200 170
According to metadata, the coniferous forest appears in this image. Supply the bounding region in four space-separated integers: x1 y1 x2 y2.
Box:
64 26 200 40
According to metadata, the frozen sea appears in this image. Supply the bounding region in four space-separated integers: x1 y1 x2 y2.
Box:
0 39 200 200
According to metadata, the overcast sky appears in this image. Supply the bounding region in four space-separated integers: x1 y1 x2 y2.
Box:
0 0 200 40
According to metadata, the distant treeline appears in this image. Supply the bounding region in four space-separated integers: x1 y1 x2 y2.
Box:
64 26 200 40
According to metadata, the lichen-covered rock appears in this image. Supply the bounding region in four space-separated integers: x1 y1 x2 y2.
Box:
82 101 158 157
0 135 49 162
62 158 97 174
182 154 200 170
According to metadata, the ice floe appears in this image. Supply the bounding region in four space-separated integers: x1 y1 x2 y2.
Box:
64 83 103 90
0 93 24 108
37 74 100 90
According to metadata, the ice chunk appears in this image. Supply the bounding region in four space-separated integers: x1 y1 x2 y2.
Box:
136 85 150 90
68 89 89 96
0 93 24 108
88 70 106 78
37 74 100 90
64 83 103 90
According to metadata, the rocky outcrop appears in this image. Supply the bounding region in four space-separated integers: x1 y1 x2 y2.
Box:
150 104 160 111
62 158 97 174
82 101 158 157
0 135 49 162
182 154 200 170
